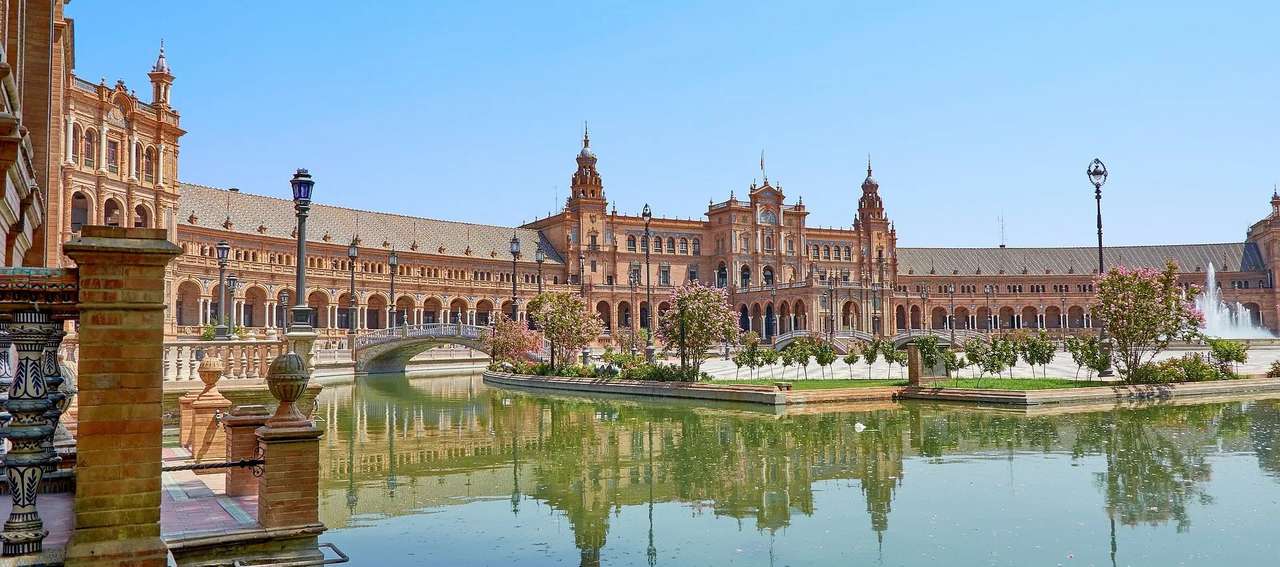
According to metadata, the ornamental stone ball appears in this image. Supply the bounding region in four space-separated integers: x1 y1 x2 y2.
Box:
264 352 311 428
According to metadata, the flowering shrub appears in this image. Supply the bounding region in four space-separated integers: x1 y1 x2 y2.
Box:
483 315 543 364
656 281 739 376
527 292 603 369
1093 261 1203 382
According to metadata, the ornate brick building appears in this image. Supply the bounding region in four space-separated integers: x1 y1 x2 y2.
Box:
37 13 1280 344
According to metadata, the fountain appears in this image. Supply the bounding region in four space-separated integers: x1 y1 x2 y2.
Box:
1196 263 1273 338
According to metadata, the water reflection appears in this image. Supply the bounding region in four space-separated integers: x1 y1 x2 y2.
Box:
317 374 1280 566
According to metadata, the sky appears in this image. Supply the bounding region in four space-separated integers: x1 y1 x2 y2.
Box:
68 1 1278 248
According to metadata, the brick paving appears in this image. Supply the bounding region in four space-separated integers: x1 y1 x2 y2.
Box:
160 446 258 538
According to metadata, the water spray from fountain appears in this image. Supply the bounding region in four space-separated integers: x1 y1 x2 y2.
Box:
1196 263 1273 338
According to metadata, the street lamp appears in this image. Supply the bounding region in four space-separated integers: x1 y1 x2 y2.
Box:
225 273 239 339
983 284 994 333
1060 293 1067 346
347 240 358 333
289 168 315 332
827 274 836 343
946 283 956 346
215 240 231 339
642 203 655 363
920 284 930 335
578 251 586 297
1088 158 1114 377
534 247 545 295
510 233 521 323
629 270 639 355
388 249 398 328
280 290 290 329
769 285 778 342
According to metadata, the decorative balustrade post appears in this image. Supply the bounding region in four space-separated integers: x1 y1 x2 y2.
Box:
0 311 55 556
0 329 12 455
64 226 179 566
257 353 323 534
41 327 67 473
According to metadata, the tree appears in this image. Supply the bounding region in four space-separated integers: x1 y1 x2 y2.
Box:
483 315 544 364
1206 337 1248 376
990 336 1019 379
760 348 780 379
963 338 989 380
1093 261 1203 381
814 340 837 379
913 335 942 372
1020 331 1057 379
879 341 901 379
942 349 964 378
527 292 603 369
657 281 740 376
780 347 795 379
788 339 813 379
1065 336 1086 379
842 351 861 378
860 339 882 380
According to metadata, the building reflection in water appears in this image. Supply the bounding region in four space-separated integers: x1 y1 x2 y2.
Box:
317 374 1280 565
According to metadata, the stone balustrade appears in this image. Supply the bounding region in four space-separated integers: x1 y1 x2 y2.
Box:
162 339 287 381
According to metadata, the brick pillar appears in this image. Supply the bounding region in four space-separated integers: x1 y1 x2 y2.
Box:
256 352 323 531
177 393 195 449
189 357 232 469
63 227 181 567
223 404 268 497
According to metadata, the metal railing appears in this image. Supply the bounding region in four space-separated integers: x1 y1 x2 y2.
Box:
352 322 488 350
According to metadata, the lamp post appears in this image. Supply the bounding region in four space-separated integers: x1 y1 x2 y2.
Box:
289 169 315 332
1060 293 1068 346
348 240 358 333
920 284 930 335
1088 158 1114 377
388 249 398 328
280 291 290 329
629 270 639 356
946 283 956 346
827 273 836 343
642 204 655 363
770 285 778 342
510 233 521 323
984 284 994 333
535 247 545 295
225 273 239 338
578 252 586 297
215 240 230 339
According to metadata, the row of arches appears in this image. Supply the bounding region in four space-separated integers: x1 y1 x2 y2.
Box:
892 304 1100 331
737 300 809 340
70 191 153 232
716 263 798 289
174 281 525 331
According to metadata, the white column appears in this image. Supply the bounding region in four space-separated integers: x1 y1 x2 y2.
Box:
65 114 76 164
99 122 109 170
129 132 139 180
414 307 423 325
157 142 166 185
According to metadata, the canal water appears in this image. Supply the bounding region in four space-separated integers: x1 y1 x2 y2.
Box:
316 373 1280 566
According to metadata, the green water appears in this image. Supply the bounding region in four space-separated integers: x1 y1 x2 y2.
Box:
316 373 1280 566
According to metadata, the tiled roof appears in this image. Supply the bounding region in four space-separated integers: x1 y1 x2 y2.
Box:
177 183 563 265
897 242 1265 276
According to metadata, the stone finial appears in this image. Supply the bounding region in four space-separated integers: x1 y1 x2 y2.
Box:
197 356 224 391
264 352 311 428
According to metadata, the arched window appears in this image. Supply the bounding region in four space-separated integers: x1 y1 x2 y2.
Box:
844 246 851 261
653 236 662 253
70 192 90 232
103 198 122 227
134 143 143 177
679 238 688 254
763 266 775 286
692 238 701 255
764 235 773 251
144 147 156 182
83 129 97 169
740 235 749 253
133 204 151 228
72 125 82 164
811 245 819 258
665 237 675 253
740 265 751 288
823 246 831 259
627 235 636 251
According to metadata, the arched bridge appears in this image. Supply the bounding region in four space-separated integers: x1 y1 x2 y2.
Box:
352 323 494 375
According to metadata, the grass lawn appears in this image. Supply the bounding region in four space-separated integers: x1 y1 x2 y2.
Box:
717 379 908 390
931 378 1099 390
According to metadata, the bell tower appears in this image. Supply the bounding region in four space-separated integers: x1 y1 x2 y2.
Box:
148 40 174 108
567 124 605 212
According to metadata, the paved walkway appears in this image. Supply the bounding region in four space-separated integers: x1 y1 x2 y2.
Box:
699 345 1280 381
161 447 258 538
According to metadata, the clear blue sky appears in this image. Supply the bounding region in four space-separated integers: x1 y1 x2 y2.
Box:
69 1 1278 247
